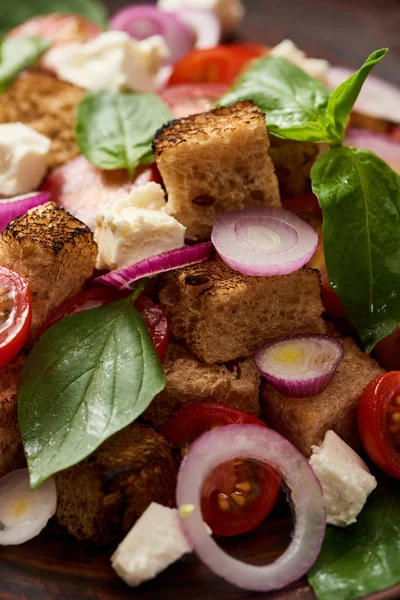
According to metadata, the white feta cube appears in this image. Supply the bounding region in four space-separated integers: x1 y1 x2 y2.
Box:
54 31 169 93
309 430 377 527
270 39 329 84
111 502 193 587
95 182 186 271
0 123 51 197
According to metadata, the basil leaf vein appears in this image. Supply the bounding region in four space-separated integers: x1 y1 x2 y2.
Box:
18 294 166 488
0 36 50 94
308 485 400 600
76 91 172 176
312 146 400 350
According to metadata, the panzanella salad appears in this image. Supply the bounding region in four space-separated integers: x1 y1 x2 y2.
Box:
0 1 400 599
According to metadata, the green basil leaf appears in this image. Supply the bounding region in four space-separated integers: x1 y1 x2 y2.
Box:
326 48 388 145
308 485 400 600
219 56 331 142
0 0 107 35
0 36 50 94
76 91 172 177
312 146 400 351
18 294 166 488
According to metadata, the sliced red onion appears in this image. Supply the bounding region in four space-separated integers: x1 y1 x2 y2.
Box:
0 192 51 231
174 9 221 49
96 242 213 290
211 205 318 276
110 5 194 63
0 469 57 545
254 334 344 398
176 424 326 591
328 66 400 124
345 129 400 173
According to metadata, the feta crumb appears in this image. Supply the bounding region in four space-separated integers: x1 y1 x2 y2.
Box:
95 182 186 271
270 39 329 84
112 503 193 587
0 123 51 197
158 0 245 37
309 430 377 527
54 31 169 93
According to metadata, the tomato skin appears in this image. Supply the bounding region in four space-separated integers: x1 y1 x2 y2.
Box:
42 288 169 360
160 83 229 119
168 44 268 86
358 372 400 479
0 267 32 368
163 402 280 536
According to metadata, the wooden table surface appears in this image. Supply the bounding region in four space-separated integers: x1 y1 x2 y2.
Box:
1 1 400 599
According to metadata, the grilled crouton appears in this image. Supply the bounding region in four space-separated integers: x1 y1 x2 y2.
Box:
153 101 280 240
143 341 261 430
261 337 383 456
0 354 25 478
0 202 97 339
348 111 391 134
0 71 85 170
157 257 327 364
55 423 180 543
269 136 327 197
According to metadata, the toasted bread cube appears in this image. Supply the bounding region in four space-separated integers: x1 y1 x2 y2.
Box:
143 342 261 430
0 71 85 170
153 101 280 240
157 257 327 364
55 423 180 543
269 136 327 197
261 338 383 456
0 354 25 478
0 202 97 339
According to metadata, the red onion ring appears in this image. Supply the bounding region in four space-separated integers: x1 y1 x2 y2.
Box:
328 66 400 124
211 205 318 276
110 5 194 63
345 128 400 174
95 242 213 290
0 192 51 231
254 334 344 397
176 424 326 591
174 9 221 49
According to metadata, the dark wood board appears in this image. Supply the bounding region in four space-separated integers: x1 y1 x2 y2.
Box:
1 0 400 599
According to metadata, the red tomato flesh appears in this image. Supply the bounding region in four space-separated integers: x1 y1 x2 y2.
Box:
358 372 400 479
168 44 268 86
0 266 32 368
42 288 169 360
162 402 280 536
160 83 228 119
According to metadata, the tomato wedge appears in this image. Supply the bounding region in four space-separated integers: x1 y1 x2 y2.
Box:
168 44 268 86
160 83 228 119
42 288 169 360
358 372 400 479
162 403 280 536
0 266 31 368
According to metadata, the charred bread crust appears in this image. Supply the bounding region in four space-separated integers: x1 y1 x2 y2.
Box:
55 423 180 543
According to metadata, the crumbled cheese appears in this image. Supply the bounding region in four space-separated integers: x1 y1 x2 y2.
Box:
270 39 329 84
158 0 245 37
94 182 186 271
54 31 169 93
0 123 51 197
112 503 193 587
309 430 377 527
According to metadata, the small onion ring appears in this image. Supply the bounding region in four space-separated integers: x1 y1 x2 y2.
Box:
211 205 318 276
345 129 400 174
176 424 326 592
174 9 221 49
0 192 51 231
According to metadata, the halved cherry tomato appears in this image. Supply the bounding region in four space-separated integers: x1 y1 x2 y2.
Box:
0 266 32 368
162 402 280 536
7 13 102 45
160 83 229 119
42 288 169 360
168 44 268 86
358 372 400 479
374 325 400 371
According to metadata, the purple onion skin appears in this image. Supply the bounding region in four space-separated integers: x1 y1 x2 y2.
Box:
254 334 344 398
